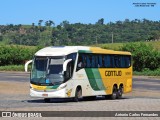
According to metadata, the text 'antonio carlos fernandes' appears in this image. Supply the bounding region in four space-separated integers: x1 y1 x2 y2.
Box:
115 112 158 117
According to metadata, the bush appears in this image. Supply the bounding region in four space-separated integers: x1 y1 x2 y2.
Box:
121 42 160 71
0 45 38 66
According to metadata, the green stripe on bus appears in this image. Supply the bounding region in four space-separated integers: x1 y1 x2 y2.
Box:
47 85 60 89
92 69 105 90
85 68 100 91
78 50 92 53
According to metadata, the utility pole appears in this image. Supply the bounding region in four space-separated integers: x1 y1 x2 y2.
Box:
112 32 113 43
96 36 98 44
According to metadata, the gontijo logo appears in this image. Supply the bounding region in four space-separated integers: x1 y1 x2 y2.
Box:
105 70 122 76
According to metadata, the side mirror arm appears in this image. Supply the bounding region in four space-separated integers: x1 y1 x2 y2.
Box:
63 59 72 72
25 60 32 72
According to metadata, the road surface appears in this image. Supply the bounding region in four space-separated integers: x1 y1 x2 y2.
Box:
0 72 160 119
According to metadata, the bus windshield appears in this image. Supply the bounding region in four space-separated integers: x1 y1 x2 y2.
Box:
31 56 65 86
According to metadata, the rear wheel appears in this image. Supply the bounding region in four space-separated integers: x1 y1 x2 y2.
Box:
117 86 123 99
73 87 82 102
111 86 117 100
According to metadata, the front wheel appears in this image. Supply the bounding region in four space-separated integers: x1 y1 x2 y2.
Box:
73 87 82 102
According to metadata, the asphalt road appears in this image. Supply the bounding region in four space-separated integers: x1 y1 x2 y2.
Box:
0 72 29 82
0 72 160 116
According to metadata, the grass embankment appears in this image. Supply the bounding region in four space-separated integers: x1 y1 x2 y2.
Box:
97 41 160 50
0 65 31 71
134 68 160 76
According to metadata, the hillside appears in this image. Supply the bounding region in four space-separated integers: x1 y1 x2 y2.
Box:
0 19 160 46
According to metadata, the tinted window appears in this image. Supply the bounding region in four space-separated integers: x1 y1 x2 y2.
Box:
98 55 103 67
67 53 77 61
114 56 121 68
77 53 131 69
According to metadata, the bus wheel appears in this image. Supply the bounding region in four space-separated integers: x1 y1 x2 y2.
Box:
117 86 123 99
73 87 82 102
111 86 117 100
44 98 51 103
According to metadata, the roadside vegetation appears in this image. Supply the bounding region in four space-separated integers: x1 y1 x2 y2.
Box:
0 42 159 76
134 68 160 76
98 41 160 51
0 65 31 71
120 42 160 76
0 18 160 76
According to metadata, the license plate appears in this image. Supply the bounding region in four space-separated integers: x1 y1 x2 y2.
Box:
42 94 48 97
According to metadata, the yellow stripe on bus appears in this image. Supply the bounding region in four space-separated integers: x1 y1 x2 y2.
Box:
31 84 47 90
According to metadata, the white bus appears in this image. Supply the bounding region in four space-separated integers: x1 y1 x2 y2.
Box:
25 46 132 102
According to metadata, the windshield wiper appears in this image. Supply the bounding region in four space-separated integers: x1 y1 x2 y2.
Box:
51 81 63 85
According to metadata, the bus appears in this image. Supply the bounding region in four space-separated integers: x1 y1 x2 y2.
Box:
25 46 132 102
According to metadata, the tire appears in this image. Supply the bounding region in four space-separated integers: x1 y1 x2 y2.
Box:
73 87 82 102
117 86 123 99
111 86 117 100
44 98 51 103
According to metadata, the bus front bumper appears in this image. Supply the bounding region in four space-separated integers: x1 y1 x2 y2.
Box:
30 89 67 98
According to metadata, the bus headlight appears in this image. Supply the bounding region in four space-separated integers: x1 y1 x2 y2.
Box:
57 84 67 90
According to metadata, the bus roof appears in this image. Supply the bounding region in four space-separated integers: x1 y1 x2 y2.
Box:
35 46 131 56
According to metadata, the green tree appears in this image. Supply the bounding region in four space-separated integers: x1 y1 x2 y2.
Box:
121 43 160 71
38 20 43 26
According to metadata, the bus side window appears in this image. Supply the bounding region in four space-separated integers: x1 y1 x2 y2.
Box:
125 56 131 68
65 61 74 82
95 55 99 68
98 55 103 67
77 54 84 71
82 55 87 67
114 55 121 68
91 55 95 68
104 55 111 68
86 55 91 68
67 53 77 70
102 55 105 67
121 56 126 68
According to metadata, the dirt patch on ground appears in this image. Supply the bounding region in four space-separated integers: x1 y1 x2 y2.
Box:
0 81 29 95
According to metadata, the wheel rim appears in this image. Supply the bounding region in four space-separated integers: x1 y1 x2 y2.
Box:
77 89 82 98
112 86 117 99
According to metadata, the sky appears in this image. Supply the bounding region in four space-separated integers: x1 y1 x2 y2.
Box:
0 0 159 25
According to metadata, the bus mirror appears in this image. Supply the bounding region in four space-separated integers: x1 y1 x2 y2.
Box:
63 59 72 72
25 60 32 72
